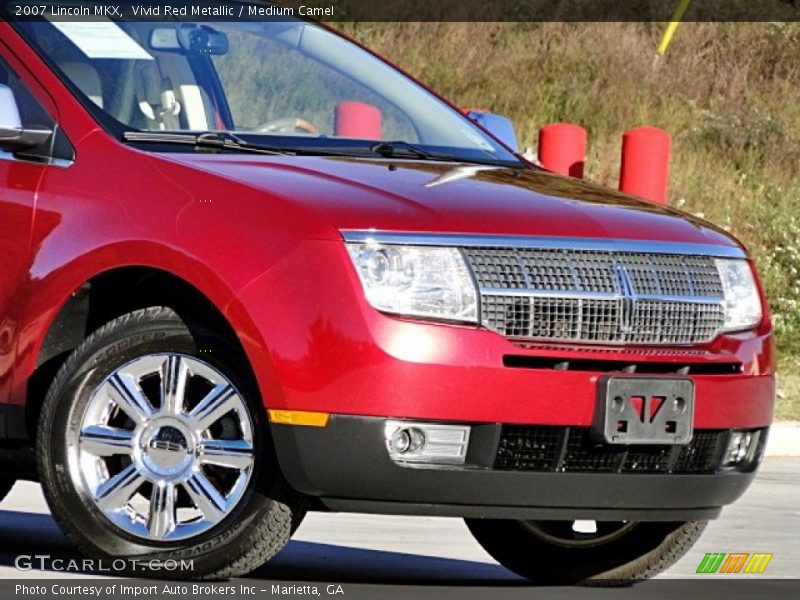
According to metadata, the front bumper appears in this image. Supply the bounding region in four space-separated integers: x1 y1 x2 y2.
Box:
241 240 775 519
272 415 765 521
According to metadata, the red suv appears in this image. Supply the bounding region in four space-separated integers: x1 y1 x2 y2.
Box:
0 10 774 583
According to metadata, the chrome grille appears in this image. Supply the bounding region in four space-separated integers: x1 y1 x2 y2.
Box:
464 248 726 345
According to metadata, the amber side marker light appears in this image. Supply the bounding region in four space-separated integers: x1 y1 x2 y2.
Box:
268 410 331 427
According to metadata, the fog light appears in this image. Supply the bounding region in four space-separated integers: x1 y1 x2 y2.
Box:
390 427 425 454
722 430 755 466
385 421 470 465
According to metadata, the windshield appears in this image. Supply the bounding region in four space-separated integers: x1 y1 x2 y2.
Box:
16 16 521 165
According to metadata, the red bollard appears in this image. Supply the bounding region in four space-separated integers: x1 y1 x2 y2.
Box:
619 127 671 204
334 101 383 139
537 123 587 178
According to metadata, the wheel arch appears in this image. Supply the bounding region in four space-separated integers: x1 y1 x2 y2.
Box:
15 257 275 443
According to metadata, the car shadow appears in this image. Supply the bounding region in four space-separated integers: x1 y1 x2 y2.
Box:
0 509 75 557
0 509 524 585
0 509 796 600
253 540 526 586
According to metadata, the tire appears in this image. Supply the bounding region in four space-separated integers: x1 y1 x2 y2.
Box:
466 518 707 584
37 307 302 579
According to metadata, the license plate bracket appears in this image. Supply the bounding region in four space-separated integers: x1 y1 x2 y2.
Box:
594 376 694 445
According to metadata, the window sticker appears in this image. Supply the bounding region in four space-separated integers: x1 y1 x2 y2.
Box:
49 21 153 60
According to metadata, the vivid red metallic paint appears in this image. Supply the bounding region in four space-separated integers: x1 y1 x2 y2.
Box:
0 22 775 433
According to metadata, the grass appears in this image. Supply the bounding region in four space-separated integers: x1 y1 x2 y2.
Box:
778 358 800 421
339 22 800 417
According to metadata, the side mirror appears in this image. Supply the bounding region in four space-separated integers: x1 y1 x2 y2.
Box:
0 127 53 152
0 84 52 153
466 110 520 153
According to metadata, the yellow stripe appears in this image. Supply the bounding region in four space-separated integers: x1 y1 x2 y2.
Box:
744 553 773 574
656 0 692 56
744 555 757 573
757 554 774 573
268 410 330 427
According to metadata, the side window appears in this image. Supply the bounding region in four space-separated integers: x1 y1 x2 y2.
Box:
0 55 55 130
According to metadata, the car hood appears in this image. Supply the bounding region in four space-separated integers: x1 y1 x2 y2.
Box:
161 154 741 249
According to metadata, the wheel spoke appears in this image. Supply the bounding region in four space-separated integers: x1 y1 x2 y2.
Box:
95 464 145 511
160 355 189 416
188 383 239 432
199 439 254 470
76 354 255 542
108 372 154 425
183 471 227 524
79 425 134 457
148 482 177 538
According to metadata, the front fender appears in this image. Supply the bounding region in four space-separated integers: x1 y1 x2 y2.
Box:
12 242 278 411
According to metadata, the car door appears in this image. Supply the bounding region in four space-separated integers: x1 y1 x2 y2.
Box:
0 51 54 412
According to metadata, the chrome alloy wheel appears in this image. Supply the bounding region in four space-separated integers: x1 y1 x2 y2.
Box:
69 354 255 541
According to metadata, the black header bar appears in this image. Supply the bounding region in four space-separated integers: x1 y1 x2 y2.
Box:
2 0 800 23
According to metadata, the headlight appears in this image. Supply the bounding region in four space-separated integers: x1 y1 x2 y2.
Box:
346 242 478 323
715 259 763 331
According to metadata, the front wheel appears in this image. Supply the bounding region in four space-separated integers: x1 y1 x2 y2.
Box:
466 518 707 584
37 307 301 579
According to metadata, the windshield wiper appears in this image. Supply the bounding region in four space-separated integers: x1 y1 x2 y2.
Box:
370 141 438 160
369 140 520 168
122 131 295 156
123 131 366 159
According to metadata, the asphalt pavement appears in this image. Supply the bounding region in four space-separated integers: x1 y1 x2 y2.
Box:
0 458 796 588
